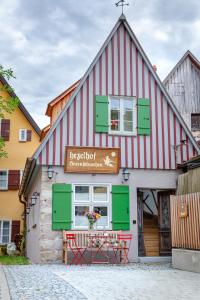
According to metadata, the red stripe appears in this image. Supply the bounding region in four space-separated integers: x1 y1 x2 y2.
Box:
173 113 176 168
106 46 108 95
93 66 96 146
180 125 183 163
67 107 70 146
124 27 127 96
99 56 102 147
53 129 56 165
39 152 42 165
112 136 115 147
136 49 140 168
86 78 89 146
155 81 159 169
60 118 63 165
73 98 76 145
105 46 109 148
117 28 121 95
186 135 189 161
118 136 121 166
125 136 128 167
131 137 134 168
167 105 171 169
80 87 83 146
99 55 102 94
142 59 147 169
130 36 133 96
161 93 165 169
46 140 49 165
111 37 114 95
148 71 153 169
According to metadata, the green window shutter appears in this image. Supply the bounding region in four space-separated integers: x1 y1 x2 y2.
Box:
95 95 109 133
137 98 150 135
112 185 130 231
52 183 72 230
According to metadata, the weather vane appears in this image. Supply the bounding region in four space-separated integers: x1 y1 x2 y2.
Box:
115 0 129 14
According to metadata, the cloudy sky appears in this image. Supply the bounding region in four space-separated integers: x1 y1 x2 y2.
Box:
1 0 200 128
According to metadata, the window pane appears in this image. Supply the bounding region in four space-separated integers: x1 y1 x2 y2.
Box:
111 99 120 131
94 207 108 228
124 121 133 132
75 186 89 201
75 206 89 227
123 100 133 132
93 186 108 202
2 235 9 244
191 114 200 131
2 221 10 244
0 171 7 189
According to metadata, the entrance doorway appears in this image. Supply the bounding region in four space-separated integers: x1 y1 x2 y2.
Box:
137 189 174 257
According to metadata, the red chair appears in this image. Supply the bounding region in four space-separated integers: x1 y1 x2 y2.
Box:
65 234 87 265
113 233 132 264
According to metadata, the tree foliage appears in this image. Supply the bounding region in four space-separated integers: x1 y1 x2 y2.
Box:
0 65 19 157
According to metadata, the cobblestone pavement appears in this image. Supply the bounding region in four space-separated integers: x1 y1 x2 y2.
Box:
3 264 200 300
3 265 86 300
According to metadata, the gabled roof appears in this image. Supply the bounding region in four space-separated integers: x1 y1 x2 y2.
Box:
163 50 200 85
32 14 200 161
0 74 41 135
45 79 81 117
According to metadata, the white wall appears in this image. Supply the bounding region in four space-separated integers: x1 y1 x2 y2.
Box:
34 166 180 263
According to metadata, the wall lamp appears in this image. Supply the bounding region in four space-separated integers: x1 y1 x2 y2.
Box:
47 166 57 180
26 206 30 214
31 192 40 206
122 168 130 182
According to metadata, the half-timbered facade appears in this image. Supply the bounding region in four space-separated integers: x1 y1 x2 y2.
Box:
20 15 199 263
164 50 200 144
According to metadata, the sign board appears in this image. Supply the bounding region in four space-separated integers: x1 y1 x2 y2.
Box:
64 147 120 174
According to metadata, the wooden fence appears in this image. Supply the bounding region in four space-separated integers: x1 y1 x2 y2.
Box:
177 168 200 195
170 193 200 250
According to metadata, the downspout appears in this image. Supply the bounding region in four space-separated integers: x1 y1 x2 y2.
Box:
19 194 27 231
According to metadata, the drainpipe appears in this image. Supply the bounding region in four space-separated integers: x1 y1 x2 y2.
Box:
19 194 27 230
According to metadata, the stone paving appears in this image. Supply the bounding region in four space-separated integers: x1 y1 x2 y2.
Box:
2 264 200 300
0 266 10 300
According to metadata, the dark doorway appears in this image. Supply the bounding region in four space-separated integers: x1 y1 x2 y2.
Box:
138 189 174 257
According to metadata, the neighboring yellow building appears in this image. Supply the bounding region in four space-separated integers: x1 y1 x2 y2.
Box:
0 74 40 246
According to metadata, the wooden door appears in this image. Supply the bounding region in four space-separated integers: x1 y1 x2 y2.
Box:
137 191 145 256
158 191 172 256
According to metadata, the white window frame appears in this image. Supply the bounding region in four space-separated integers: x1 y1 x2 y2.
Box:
19 129 27 142
72 183 112 230
109 96 137 136
0 220 11 244
0 169 8 190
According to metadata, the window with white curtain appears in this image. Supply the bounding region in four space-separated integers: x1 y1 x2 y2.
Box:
109 96 137 135
73 184 111 229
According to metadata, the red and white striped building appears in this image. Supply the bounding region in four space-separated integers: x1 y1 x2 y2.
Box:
20 14 199 263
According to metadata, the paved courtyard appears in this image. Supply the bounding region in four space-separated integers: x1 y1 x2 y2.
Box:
1 264 200 300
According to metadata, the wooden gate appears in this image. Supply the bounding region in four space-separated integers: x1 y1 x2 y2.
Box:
170 193 200 250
